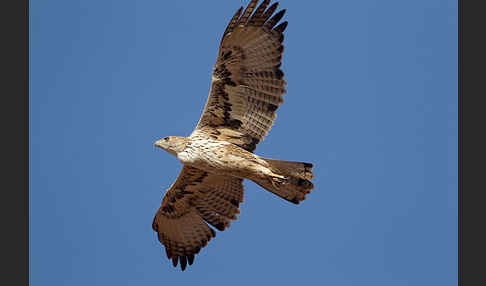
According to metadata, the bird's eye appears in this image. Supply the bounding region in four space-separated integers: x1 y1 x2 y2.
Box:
164 137 169 141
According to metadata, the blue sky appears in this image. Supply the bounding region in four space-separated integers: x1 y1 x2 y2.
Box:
30 0 457 285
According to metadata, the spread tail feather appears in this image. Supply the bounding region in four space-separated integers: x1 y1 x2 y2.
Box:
252 158 315 204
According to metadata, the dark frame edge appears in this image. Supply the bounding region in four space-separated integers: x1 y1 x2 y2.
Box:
1 0 29 285
458 0 462 284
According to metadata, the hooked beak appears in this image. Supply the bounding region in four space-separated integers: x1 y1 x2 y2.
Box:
154 140 164 149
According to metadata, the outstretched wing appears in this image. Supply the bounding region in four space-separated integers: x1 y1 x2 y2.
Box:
152 165 244 271
192 0 288 152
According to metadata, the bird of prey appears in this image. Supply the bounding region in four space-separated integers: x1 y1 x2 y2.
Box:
153 0 315 271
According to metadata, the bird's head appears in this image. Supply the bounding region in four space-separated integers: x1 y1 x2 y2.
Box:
154 136 187 156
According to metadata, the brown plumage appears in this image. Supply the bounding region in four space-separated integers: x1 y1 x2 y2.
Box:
195 0 288 152
152 0 316 271
152 166 243 270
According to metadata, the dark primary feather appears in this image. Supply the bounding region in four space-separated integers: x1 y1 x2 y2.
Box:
237 0 259 25
264 9 286 29
260 2 280 24
247 0 271 26
222 6 243 37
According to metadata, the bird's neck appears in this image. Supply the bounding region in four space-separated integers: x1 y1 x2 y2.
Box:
171 136 189 154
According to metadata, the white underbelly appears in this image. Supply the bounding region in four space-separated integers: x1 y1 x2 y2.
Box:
177 142 263 178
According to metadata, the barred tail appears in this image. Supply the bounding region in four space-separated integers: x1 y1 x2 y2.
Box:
262 158 314 180
252 158 315 204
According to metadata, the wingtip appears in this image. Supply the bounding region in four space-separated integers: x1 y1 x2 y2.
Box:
188 254 195 265
274 9 286 19
274 21 288 33
180 256 187 271
172 256 178 267
236 5 244 17
270 2 279 10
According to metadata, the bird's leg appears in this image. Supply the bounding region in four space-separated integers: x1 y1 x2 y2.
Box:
269 174 288 189
256 164 289 190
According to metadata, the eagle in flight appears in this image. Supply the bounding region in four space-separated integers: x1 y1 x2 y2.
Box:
153 0 315 271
